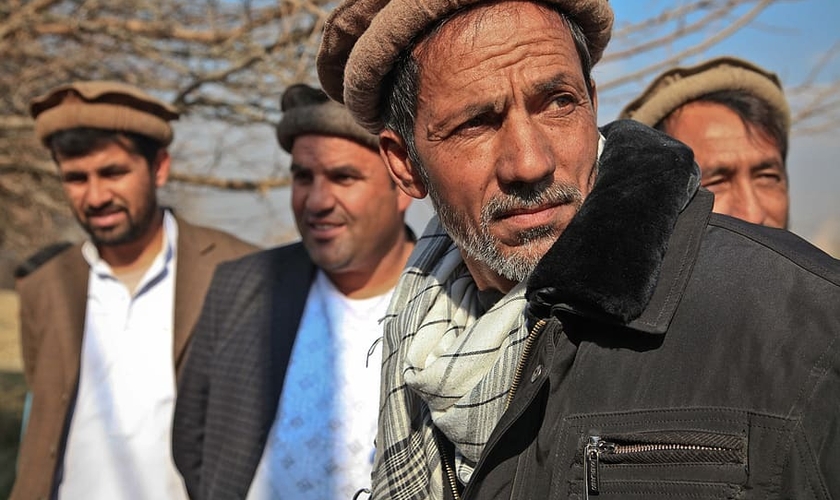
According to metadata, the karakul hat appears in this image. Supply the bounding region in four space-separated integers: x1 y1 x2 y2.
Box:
276 83 379 153
30 81 180 146
619 56 790 132
317 0 614 133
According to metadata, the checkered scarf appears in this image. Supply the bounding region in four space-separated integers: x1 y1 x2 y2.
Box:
371 217 530 499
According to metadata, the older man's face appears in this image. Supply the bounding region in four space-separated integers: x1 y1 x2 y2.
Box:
383 1 600 292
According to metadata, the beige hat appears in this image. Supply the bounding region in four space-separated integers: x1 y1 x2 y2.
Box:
30 81 180 146
619 56 790 132
317 0 613 133
276 83 379 153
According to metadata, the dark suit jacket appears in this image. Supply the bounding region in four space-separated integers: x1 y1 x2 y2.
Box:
11 217 257 500
173 243 317 500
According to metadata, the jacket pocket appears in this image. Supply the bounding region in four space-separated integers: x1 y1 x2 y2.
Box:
579 429 746 499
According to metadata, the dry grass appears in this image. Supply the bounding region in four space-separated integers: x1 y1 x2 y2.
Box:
0 290 24 497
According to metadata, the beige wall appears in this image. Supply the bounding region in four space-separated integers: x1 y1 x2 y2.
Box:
0 291 21 373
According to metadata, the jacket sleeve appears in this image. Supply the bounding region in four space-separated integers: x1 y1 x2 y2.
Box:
779 350 840 499
172 267 225 499
16 278 43 389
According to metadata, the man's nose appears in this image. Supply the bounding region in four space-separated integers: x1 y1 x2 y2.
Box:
305 177 337 213
729 182 768 226
496 118 555 187
85 178 112 209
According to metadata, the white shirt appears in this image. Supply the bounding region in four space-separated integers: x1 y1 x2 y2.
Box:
59 212 189 500
247 270 392 500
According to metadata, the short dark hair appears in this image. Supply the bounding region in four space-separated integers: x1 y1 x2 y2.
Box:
45 128 164 168
381 7 594 171
658 89 789 162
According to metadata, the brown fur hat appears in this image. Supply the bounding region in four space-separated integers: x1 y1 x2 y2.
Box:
619 56 790 133
317 0 614 133
30 81 180 146
276 83 379 153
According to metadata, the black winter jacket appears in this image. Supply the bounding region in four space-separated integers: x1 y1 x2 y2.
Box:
455 121 840 499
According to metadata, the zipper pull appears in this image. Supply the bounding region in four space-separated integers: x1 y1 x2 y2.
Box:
584 436 601 498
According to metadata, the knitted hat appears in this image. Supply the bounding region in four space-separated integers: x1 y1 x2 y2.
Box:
619 56 790 132
317 0 613 133
276 83 379 153
30 81 180 146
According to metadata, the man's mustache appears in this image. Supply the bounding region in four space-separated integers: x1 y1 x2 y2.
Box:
484 183 583 221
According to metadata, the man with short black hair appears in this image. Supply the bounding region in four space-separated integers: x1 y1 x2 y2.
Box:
620 57 791 228
173 83 415 500
316 0 840 498
12 81 256 500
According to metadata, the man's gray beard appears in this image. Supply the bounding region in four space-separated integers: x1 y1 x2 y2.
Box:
424 171 589 283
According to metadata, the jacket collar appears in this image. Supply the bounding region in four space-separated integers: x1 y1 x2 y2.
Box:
526 120 709 334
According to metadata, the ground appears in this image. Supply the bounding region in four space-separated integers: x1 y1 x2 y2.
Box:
0 290 24 497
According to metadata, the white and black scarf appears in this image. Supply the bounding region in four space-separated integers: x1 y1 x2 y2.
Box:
371 218 530 499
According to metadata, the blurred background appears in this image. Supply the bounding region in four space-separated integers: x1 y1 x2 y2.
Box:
1 0 838 494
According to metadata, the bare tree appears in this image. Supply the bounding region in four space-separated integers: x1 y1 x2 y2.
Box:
1 0 837 276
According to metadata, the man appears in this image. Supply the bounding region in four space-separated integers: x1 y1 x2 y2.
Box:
12 81 257 500
172 84 415 499
316 0 840 498
620 57 790 228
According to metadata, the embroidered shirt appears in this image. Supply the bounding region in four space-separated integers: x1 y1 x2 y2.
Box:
247 270 392 499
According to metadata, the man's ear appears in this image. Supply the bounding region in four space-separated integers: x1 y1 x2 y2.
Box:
379 129 427 199
589 78 598 116
153 149 171 188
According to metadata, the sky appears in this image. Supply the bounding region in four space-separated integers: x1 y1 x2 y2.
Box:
171 0 840 255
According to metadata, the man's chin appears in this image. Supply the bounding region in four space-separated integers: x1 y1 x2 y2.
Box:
87 226 134 247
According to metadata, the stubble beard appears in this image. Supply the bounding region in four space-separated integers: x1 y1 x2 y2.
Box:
81 191 158 247
426 174 587 283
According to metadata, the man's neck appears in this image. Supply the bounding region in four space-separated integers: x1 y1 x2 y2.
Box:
98 210 166 276
327 230 416 299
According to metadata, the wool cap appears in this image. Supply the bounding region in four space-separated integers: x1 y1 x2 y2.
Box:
276 83 379 153
30 81 180 146
619 56 790 133
317 0 614 133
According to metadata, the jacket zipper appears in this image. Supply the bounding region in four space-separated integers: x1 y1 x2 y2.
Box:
504 318 548 411
436 428 462 500
584 435 735 498
442 318 549 500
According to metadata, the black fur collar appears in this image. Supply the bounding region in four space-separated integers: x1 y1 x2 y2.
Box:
526 120 700 325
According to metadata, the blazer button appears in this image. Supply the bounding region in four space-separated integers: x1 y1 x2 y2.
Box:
49 445 57 458
61 392 69 403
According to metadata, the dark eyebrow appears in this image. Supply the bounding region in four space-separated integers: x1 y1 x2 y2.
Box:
751 159 785 174
701 165 734 178
532 72 585 97
427 101 500 139
326 164 364 177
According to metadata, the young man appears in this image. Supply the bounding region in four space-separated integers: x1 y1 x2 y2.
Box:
172 84 415 499
316 0 840 498
12 81 256 500
620 57 791 228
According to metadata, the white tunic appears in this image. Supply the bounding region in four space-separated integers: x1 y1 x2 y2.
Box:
59 212 188 500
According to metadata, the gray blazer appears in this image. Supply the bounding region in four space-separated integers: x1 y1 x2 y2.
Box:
172 243 317 499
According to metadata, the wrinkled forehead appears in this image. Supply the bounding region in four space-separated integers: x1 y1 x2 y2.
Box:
414 1 564 60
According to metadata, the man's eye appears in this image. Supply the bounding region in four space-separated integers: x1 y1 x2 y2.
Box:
701 176 726 188
63 175 86 184
292 172 312 183
549 94 575 113
454 114 496 135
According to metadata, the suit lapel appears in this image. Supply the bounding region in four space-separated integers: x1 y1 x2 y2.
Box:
56 247 89 392
267 245 318 424
173 219 214 373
